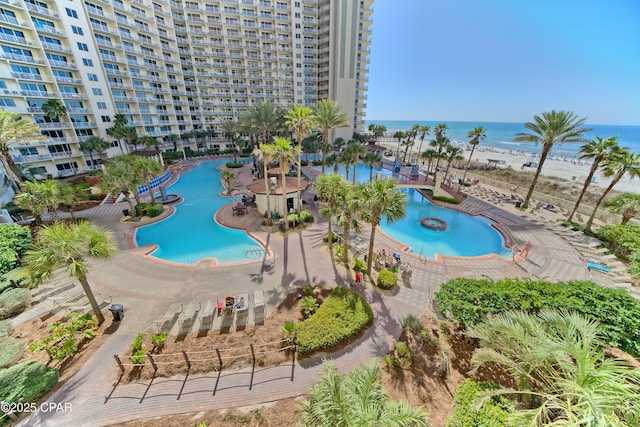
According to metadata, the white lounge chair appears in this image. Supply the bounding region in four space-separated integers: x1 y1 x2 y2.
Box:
253 290 264 311
178 302 201 329
199 300 216 328
156 303 183 331
235 293 248 316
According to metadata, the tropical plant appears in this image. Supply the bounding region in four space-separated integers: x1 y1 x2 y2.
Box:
285 105 315 213
254 143 274 226
247 101 284 145
585 147 640 231
324 152 340 174
392 130 406 159
416 125 431 161
281 319 299 337
447 379 512 427
300 295 319 318
79 136 110 170
298 361 428 426
468 309 640 427
401 124 420 164
315 174 349 255
99 155 144 216
359 179 407 275
377 269 398 289
271 137 296 230
430 134 451 176
312 99 348 174
132 156 163 203
137 135 158 151
301 133 321 161
442 144 464 185
567 136 619 222
0 109 47 187
335 184 365 264
362 152 382 181
604 193 640 224
218 119 239 162
41 99 67 124
24 221 116 324
421 149 439 177
220 170 235 195
462 126 486 182
28 312 98 362
14 179 69 223
345 142 367 184
106 114 133 154
514 110 589 209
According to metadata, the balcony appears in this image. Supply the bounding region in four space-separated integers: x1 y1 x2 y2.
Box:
48 60 77 69
40 41 71 53
38 122 71 130
11 72 44 81
25 2 59 18
13 153 53 164
1 53 44 65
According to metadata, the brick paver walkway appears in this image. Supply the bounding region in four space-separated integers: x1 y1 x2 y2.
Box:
18 162 595 426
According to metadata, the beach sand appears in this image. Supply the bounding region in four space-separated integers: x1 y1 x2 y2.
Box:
375 138 638 194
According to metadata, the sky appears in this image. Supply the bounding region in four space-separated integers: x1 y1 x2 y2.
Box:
365 0 640 125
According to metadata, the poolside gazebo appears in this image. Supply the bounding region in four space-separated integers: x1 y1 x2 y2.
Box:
246 175 309 217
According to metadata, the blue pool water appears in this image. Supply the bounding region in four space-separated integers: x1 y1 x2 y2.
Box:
135 160 266 265
316 163 510 259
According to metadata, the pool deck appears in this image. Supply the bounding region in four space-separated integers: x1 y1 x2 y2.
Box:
17 161 628 426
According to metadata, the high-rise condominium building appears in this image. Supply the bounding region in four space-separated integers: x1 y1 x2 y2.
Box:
0 0 373 178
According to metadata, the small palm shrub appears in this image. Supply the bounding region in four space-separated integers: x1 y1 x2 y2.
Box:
377 269 398 290
394 341 412 366
402 314 422 334
225 162 244 168
300 296 319 318
281 320 299 337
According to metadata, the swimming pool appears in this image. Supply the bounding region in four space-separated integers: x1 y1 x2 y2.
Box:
315 163 510 259
135 160 266 265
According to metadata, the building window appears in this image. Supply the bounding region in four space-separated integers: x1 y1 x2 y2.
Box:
101 115 111 122
92 88 102 95
0 98 16 107
87 73 98 81
97 102 107 109
295 34 300 39
71 25 83 35
65 8 78 18
82 58 94 67
77 42 89 51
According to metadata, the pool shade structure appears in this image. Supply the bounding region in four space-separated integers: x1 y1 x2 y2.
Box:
246 175 309 217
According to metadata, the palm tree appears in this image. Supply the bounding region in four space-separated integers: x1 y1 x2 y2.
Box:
108 125 137 155
41 98 67 127
0 109 47 188
324 152 340 174
220 170 235 195
363 151 382 181
302 133 321 162
24 221 116 324
336 184 364 264
433 123 448 139
14 179 65 223
567 136 619 222
248 101 283 145
585 147 640 231
468 309 640 426
312 99 348 175
298 361 428 427
271 137 296 230
401 124 420 164
254 143 274 226
138 135 158 151
604 193 640 225
416 125 431 161
442 145 464 185
392 130 406 159
218 119 239 162
284 105 315 213
333 136 346 152
514 110 589 209
133 156 163 203
360 178 407 275
80 136 110 170
106 114 129 154
315 173 349 254
346 142 367 184
99 155 143 216
462 126 486 182
421 149 438 178
430 135 451 177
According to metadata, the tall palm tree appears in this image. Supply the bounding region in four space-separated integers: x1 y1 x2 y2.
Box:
430 135 451 177
133 156 163 203
99 155 143 216
106 114 129 154
433 123 448 139
24 221 116 324
324 152 340 174
514 110 589 209
220 170 235 195
41 99 67 124
360 178 407 275
0 109 47 188
604 193 640 225
363 151 382 181
79 136 110 170
301 133 321 162
468 309 640 427
298 361 428 427
271 137 296 230
346 142 367 184
108 125 137 155
567 136 619 222
14 179 68 223
416 125 431 161
284 105 315 213
462 126 486 182
442 145 464 185
401 123 420 164
249 101 283 146
336 184 364 264
421 149 438 177
218 119 239 162
254 143 275 226
312 99 348 175
315 173 349 254
585 147 640 231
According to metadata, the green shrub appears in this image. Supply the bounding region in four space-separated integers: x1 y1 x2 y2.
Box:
377 269 398 289
435 278 640 357
0 288 30 320
146 203 164 217
131 349 146 365
74 182 91 191
382 354 399 371
447 379 513 427
131 333 145 352
299 209 313 223
300 296 319 318
432 195 461 204
0 224 31 275
0 360 58 411
323 232 338 243
394 341 412 362
150 331 167 348
87 193 104 201
596 224 640 279
352 258 366 273
225 162 244 168
29 313 98 362
0 248 17 277
0 320 10 337
311 160 323 166
281 320 299 337
239 153 250 158
0 337 25 369
297 286 373 354
162 151 184 163
3 202 25 217
334 243 344 258
402 314 422 334
300 160 308 166
460 181 471 187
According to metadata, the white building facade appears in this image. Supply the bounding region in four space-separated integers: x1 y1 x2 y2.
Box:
0 0 373 178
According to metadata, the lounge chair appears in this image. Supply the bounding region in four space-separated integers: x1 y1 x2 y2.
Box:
253 290 265 312
235 293 248 316
156 303 183 331
199 300 216 328
178 302 201 329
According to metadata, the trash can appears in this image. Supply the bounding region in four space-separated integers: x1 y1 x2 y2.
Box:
515 200 523 208
108 304 124 321
122 209 130 217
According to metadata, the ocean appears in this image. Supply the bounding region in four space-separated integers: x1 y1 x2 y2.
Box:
364 120 640 159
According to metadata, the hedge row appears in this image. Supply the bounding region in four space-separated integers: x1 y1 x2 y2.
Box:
0 360 58 416
0 337 25 369
0 320 10 337
0 288 30 320
134 203 164 218
596 224 640 279
0 224 31 275
447 379 513 427
296 286 373 355
435 278 640 357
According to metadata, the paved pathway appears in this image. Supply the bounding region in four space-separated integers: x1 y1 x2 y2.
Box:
18 165 598 427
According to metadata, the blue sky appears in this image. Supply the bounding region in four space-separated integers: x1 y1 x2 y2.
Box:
365 0 640 125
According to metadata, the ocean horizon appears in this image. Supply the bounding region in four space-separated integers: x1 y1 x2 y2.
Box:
364 120 640 159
